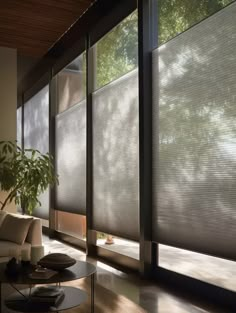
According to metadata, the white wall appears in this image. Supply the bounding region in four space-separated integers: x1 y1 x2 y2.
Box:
0 46 17 212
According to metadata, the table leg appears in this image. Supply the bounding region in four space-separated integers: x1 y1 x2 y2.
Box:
91 273 94 313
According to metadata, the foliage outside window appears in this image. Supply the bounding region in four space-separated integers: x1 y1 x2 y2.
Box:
96 11 138 89
95 1 233 89
158 0 233 46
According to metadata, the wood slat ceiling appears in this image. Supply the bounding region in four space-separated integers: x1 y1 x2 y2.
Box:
0 0 94 57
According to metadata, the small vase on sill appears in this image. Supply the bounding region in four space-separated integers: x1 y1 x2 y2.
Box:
105 235 114 245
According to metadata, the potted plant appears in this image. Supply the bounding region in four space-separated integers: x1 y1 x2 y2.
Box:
0 141 58 214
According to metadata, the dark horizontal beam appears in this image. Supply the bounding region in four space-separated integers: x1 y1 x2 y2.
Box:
48 0 136 58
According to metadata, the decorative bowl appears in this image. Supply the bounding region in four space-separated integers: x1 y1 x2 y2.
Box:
37 253 76 270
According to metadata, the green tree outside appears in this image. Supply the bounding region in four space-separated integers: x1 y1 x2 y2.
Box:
95 0 233 88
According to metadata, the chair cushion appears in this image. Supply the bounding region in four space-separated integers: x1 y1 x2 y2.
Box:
0 240 31 257
26 218 42 245
0 214 33 245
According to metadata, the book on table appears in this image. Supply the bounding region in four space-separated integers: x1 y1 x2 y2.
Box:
29 286 65 305
29 267 58 279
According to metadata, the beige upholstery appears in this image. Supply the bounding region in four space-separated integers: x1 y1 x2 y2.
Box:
0 214 33 244
26 218 42 246
0 211 6 226
0 212 43 263
0 240 31 257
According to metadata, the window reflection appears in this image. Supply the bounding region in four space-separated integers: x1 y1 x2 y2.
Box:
57 53 86 113
56 211 86 240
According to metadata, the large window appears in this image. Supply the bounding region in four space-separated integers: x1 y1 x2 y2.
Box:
92 11 139 256
153 0 236 288
55 53 87 241
24 85 49 219
55 99 86 216
19 0 236 288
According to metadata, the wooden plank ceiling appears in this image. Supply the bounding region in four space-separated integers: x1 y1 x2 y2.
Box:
0 0 94 57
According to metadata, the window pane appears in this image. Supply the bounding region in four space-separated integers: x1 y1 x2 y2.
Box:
92 11 139 242
16 107 22 148
55 100 86 215
160 244 236 292
95 10 138 89
158 0 234 46
24 86 49 154
93 69 139 241
97 232 139 260
56 211 86 240
152 2 236 260
57 52 86 113
24 85 49 219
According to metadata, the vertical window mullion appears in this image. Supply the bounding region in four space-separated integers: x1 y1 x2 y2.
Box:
138 0 158 277
86 36 97 255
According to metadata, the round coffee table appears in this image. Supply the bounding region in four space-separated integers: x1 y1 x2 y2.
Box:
0 260 96 313
5 286 87 312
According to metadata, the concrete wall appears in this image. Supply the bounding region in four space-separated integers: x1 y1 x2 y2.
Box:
0 46 17 212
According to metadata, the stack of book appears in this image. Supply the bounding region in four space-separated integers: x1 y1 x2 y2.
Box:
29 286 65 306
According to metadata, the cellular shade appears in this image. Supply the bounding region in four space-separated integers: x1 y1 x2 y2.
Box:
92 70 139 241
24 85 49 219
152 3 236 260
55 100 86 215
16 107 22 213
16 107 22 148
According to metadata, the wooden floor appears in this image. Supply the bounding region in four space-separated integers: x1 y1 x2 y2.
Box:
42 236 233 313
62 279 147 313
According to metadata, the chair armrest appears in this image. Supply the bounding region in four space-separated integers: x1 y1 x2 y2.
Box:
26 218 42 246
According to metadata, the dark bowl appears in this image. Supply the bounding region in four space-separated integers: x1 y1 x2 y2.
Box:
38 253 76 271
